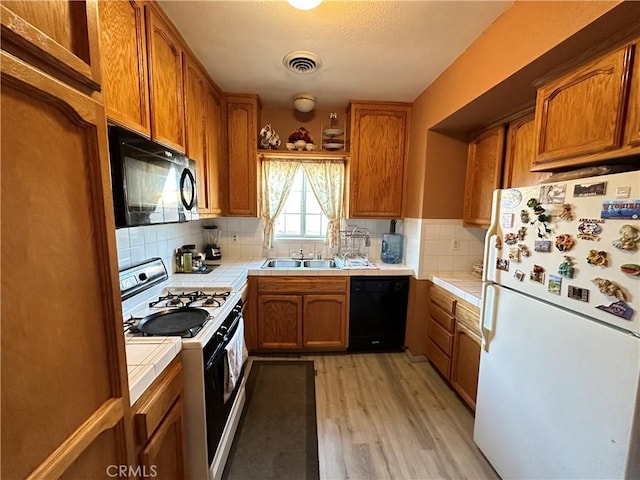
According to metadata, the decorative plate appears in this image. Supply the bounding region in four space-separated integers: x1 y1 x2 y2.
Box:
323 128 344 137
323 142 344 151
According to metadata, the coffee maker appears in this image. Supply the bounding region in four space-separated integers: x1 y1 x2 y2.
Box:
203 226 222 262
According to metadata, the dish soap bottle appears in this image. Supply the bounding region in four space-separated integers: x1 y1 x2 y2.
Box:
381 219 403 264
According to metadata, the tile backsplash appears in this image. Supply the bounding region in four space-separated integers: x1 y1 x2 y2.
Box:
114 217 485 279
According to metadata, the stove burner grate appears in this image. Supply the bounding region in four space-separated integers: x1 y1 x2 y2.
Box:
149 290 230 309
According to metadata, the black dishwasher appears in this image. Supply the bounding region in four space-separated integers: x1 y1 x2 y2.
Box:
349 276 409 351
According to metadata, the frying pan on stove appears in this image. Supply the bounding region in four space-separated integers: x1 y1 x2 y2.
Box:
137 307 209 336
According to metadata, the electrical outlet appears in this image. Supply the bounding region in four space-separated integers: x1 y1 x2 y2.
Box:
451 238 460 251
232 233 239 243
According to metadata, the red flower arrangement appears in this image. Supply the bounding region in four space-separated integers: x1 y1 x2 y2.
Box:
288 127 313 144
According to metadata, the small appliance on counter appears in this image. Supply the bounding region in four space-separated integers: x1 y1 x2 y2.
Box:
175 245 217 274
381 220 403 264
204 225 222 262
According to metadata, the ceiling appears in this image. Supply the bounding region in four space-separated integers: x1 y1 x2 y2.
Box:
159 1 513 110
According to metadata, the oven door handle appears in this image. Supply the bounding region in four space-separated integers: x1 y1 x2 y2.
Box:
204 313 242 370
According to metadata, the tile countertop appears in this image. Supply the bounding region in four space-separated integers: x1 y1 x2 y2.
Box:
430 272 483 308
123 257 414 404
125 337 182 405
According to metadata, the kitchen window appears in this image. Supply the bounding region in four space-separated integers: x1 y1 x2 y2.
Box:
275 168 328 238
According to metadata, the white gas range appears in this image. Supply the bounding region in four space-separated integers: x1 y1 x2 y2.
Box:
120 258 247 480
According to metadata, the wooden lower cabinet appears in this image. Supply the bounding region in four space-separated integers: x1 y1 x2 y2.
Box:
255 277 348 352
451 323 481 411
257 294 303 349
133 357 185 479
303 294 348 349
426 284 481 410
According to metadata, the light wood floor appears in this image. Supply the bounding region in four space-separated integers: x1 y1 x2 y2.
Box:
251 352 498 480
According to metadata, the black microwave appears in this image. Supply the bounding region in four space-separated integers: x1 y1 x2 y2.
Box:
108 126 198 228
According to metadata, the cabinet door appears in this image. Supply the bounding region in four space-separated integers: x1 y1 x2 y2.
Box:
303 294 347 350
257 295 302 349
1 0 101 90
349 102 410 218
502 113 551 188
204 84 228 215
533 45 633 169
463 126 505 228
625 41 640 147
451 323 481 411
1 52 130 479
139 398 186 480
98 0 150 136
227 95 258 216
145 6 185 153
184 55 207 163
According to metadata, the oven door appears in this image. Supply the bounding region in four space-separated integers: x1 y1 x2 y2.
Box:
202 315 245 466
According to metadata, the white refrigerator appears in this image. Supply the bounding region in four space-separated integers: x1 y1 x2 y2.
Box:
474 169 640 479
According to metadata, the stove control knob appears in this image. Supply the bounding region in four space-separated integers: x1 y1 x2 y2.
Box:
138 273 147 282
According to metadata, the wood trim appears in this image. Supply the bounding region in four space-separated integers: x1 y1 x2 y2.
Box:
26 399 124 480
134 358 183 445
259 150 349 161
0 3 100 91
257 276 348 294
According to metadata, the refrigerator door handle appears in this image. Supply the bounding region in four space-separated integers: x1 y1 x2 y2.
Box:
480 284 496 352
483 189 500 284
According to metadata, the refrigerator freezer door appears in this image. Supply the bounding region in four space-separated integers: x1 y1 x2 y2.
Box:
474 285 640 479
488 170 640 335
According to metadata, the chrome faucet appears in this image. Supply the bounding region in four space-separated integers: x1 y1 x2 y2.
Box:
299 248 305 260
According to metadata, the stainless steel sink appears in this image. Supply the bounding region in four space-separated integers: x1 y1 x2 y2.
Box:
302 259 337 268
262 259 302 268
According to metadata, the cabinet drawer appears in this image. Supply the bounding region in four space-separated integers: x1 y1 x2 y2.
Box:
455 300 481 336
429 285 455 314
425 337 451 380
133 357 183 445
257 277 348 294
429 303 455 333
427 317 454 356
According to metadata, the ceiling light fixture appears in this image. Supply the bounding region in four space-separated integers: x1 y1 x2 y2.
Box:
293 94 315 112
287 0 323 11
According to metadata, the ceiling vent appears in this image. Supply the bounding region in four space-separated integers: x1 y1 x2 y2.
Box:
283 51 322 74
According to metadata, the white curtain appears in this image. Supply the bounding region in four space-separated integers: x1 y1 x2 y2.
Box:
302 161 345 248
260 159 301 250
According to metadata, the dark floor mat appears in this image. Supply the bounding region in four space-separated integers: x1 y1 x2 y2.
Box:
222 360 319 480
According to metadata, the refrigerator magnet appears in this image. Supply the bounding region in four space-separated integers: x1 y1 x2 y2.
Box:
573 181 607 197
558 203 573 221
504 233 518 245
534 240 552 252
554 234 575 252
501 213 514 228
548 275 562 295
577 219 603 241
612 225 640 251
596 300 634 320
516 226 527 241
514 270 525 281
568 285 589 303
501 189 523 208
558 256 576 278
496 258 510 271
518 244 531 257
530 265 545 284
591 278 627 301
508 247 521 263
586 250 608 267
600 200 640 220
540 184 567 204
620 264 640 276
520 209 530 224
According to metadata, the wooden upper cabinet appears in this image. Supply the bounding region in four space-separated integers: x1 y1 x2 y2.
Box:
1 0 101 91
625 41 640 147
463 126 505 228
1 51 130 479
98 0 150 136
502 113 551 188
348 101 410 218
532 43 635 170
204 85 227 215
183 54 207 163
145 6 185 153
226 94 259 216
